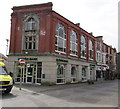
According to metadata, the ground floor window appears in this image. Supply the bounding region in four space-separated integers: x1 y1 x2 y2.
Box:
57 64 66 84
82 67 87 81
15 62 42 84
71 66 77 83
90 67 94 80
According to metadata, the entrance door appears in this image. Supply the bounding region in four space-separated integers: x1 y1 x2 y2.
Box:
15 62 42 84
26 63 36 83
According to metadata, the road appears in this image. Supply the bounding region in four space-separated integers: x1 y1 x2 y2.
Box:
1 80 118 107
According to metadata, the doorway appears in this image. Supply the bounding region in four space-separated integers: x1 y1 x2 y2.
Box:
15 62 42 84
26 63 36 83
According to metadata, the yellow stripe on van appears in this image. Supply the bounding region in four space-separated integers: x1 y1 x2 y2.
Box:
0 62 5 66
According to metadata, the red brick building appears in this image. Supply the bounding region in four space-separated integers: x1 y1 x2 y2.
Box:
7 2 98 84
95 36 117 80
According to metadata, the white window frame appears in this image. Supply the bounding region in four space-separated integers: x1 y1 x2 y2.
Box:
56 64 66 84
71 66 78 83
89 40 94 60
81 36 86 58
23 15 39 51
81 67 87 81
70 30 78 56
55 23 66 53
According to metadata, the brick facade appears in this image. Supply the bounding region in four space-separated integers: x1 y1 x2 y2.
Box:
7 2 116 84
9 2 96 62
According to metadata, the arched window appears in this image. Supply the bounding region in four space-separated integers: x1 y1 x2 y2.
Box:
89 40 94 59
57 64 66 84
23 15 39 50
55 23 66 53
81 36 86 58
82 67 86 81
71 66 77 83
25 18 36 31
70 30 78 55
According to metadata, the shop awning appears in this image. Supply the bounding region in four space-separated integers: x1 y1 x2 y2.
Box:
96 65 108 71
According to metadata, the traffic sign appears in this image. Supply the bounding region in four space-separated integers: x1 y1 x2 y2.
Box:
19 59 25 66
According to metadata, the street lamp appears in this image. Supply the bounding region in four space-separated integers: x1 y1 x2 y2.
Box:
6 39 9 56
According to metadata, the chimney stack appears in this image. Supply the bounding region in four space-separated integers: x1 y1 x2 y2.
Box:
75 23 80 27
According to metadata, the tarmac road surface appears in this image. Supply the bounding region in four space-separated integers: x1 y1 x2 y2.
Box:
1 79 118 107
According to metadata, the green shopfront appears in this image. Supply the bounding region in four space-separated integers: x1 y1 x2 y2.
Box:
7 55 96 85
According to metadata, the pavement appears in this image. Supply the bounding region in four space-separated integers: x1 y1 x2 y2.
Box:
14 79 115 93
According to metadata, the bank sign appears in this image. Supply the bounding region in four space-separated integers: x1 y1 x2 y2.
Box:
18 58 38 61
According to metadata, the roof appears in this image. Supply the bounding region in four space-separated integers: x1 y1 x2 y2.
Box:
12 2 53 10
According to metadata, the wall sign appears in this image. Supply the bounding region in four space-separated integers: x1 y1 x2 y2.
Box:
18 58 38 61
56 59 68 62
40 30 46 36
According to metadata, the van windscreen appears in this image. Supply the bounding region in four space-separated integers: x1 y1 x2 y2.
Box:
0 66 8 75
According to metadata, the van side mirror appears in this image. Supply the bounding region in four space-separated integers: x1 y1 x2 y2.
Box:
9 72 13 77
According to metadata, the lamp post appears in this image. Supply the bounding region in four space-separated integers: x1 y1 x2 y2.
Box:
6 39 9 56
25 52 28 58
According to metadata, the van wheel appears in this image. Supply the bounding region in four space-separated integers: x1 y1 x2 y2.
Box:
4 88 12 94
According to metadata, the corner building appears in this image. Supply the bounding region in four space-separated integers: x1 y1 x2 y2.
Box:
7 2 96 84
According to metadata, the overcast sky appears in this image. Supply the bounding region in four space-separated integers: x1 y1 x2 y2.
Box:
0 0 119 56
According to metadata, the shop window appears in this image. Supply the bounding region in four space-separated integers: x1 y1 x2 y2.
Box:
70 30 78 56
90 67 94 80
36 62 42 83
71 66 77 83
82 67 86 81
57 64 66 84
55 23 66 53
15 62 42 84
81 36 86 58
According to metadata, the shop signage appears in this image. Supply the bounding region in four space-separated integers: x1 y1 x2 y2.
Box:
56 59 68 62
18 58 38 61
90 64 95 67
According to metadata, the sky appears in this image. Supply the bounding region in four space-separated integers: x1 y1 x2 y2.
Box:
0 0 119 56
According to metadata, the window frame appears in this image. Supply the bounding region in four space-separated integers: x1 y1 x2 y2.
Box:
89 40 94 60
71 66 78 83
70 30 78 56
80 35 87 59
55 23 66 53
81 67 87 81
57 64 66 84
22 15 39 51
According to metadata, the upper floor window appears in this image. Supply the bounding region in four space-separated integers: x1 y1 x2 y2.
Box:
81 36 86 58
55 23 66 53
25 18 36 31
23 15 39 50
70 30 78 55
89 40 94 59
97 41 100 50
